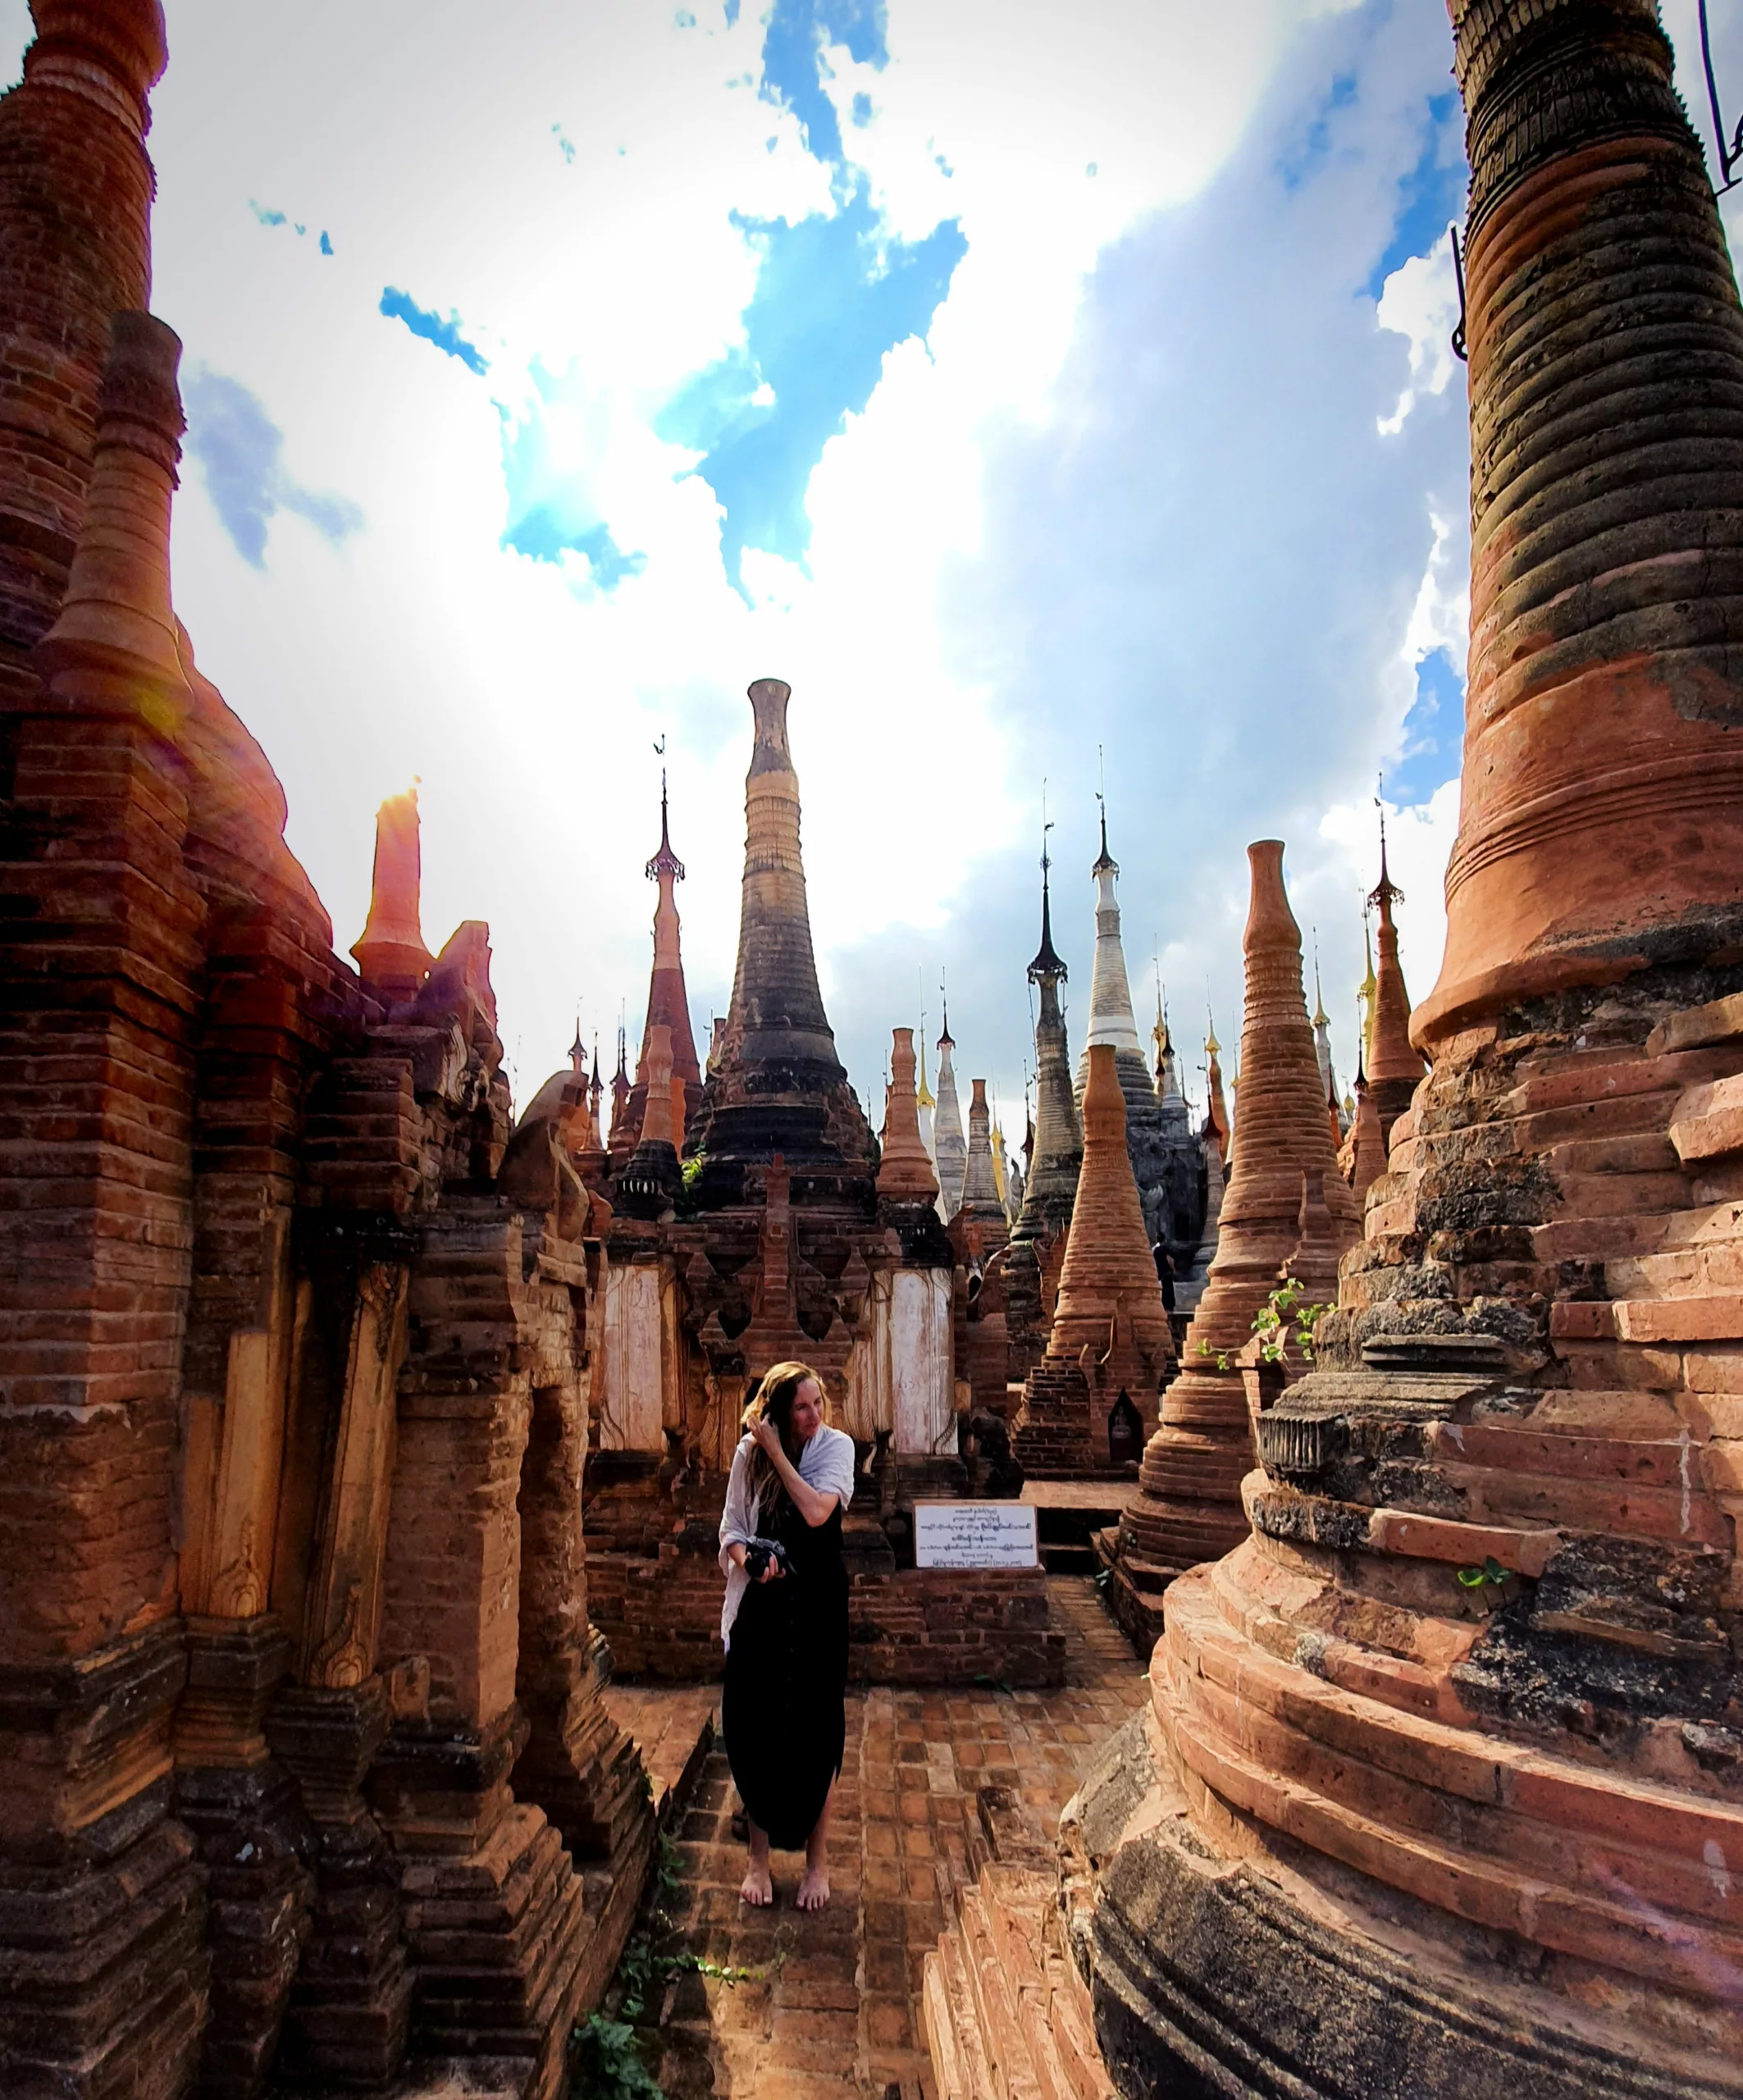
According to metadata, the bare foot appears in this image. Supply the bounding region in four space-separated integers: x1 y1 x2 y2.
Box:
740 1857 773 1906
795 1864 830 1911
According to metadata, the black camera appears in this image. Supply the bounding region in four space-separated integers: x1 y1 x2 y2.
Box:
743 1538 793 1581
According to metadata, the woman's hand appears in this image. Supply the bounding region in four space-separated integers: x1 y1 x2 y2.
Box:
749 1413 783 1459
756 1556 783 1583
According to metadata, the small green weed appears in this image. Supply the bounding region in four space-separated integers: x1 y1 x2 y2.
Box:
571 2012 663 2099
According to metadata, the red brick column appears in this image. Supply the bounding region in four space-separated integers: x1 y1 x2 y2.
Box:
0 310 208 2098
0 0 164 701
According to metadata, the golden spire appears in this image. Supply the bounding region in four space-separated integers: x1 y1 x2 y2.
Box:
916 1005 935 1108
1357 907 1378 1063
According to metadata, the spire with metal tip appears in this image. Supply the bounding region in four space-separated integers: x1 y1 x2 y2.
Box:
1029 815 1067 984
646 763 685 885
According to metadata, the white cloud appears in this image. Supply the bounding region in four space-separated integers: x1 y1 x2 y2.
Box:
1376 235 1461 434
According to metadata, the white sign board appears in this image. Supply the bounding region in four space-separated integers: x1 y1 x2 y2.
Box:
913 1501 1038 1571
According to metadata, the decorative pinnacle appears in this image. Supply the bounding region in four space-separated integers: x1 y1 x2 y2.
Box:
646 751 685 883
1092 778 1117 877
938 972 954 1050
569 1015 584 1069
1367 784 1402 913
1028 813 1067 984
1312 927 1330 1029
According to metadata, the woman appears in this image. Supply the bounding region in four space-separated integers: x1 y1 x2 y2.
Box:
718 1361 856 1910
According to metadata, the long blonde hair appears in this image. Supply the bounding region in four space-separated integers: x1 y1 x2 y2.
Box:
742 1360 829 1526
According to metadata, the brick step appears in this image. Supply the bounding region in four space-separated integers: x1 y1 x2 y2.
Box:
924 1796 1116 2100
1429 1459 1727 1548
1169 1573 1743 1956
923 1933 997 2100
1427 1418 1691 1483
1611 1241 1743 1295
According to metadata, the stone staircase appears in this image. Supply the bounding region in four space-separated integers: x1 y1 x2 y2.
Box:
922 1786 1112 2100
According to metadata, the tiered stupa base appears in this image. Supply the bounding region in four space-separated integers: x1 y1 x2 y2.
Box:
1083 966 1743 2098
1084 1540 1743 2100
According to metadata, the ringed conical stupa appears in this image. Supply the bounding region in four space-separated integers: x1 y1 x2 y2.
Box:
1106 839 1357 1636
1014 1043 1175 1474
1085 7 1743 2089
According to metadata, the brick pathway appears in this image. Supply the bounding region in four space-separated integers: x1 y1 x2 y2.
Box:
617 1577 1147 2099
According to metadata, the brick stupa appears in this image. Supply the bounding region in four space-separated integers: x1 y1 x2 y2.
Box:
611 776 703 1163
1013 1044 1175 1474
1081 5 1743 2092
1103 840 1357 1642
955 1078 1008 1248
0 21 655 2083
683 679 875 1203
876 1027 939 1204
1364 819 1426 1146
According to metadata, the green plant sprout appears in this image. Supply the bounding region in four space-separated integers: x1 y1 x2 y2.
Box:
1251 1276 1332 1366
1195 1277 1331 1375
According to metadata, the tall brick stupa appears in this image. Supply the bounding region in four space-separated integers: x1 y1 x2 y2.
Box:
1082 7 1743 2093
1100 840 1357 1645
683 679 874 1204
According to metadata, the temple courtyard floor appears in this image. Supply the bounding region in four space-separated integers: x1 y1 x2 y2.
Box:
597 1576 1148 2099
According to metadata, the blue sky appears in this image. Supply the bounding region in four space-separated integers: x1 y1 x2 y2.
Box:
6 0 1742 1126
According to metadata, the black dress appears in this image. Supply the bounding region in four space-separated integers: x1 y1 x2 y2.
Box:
723 1490 849 1851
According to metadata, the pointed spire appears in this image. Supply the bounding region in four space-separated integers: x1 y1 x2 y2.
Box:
1078 794 1145 1078
646 764 684 884
1203 1007 1230 1155
620 765 702 1154
916 1021 935 1109
1365 799 1427 1144
932 986 967 1222
877 1027 938 1203
1029 824 1067 983
1357 909 1378 1066
568 1016 585 1071
1092 780 1116 877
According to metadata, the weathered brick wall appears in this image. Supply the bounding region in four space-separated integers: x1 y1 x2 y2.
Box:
848 1568 1063 1689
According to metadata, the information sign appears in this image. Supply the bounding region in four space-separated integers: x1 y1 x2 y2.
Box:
912 1501 1038 1570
